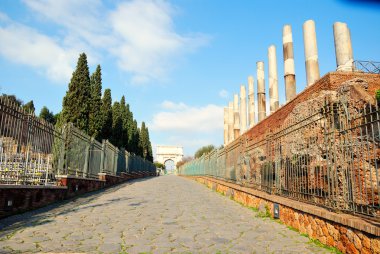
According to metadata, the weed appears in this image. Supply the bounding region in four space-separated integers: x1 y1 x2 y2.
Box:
256 205 271 218
308 238 342 254
286 226 341 253
35 242 41 249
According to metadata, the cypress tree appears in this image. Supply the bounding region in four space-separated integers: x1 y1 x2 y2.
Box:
131 120 139 154
111 101 123 147
127 109 135 152
120 96 129 148
23 100 35 114
136 126 143 157
1 94 23 107
39 106 56 125
89 65 103 140
146 127 153 162
139 122 148 159
100 89 113 140
61 53 91 132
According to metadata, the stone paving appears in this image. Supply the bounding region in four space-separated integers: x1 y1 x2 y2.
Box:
0 175 331 254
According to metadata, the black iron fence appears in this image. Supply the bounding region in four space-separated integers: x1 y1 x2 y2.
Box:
0 97 156 185
354 60 380 74
180 98 380 218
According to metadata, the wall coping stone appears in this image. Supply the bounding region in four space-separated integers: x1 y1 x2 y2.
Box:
190 176 380 237
98 173 123 179
0 185 67 190
56 175 106 182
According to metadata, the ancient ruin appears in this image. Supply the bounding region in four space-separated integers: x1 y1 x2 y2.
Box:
182 20 380 253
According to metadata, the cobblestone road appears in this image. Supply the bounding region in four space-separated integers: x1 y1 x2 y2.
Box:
0 175 330 254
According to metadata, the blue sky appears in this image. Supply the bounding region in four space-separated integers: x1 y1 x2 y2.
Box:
0 0 379 157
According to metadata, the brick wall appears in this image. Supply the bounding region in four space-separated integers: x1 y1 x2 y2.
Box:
0 173 155 219
189 176 380 254
245 72 380 141
57 176 106 198
0 185 67 218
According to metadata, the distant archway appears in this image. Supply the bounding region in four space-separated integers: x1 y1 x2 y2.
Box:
164 159 175 172
155 145 183 174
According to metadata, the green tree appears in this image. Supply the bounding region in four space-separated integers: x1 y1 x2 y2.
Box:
136 126 143 156
146 127 153 162
154 162 165 169
100 89 113 140
137 122 153 161
0 94 23 107
23 100 35 113
111 101 123 147
39 106 56 125
89 65 103 140
120 96 129 148
194 145 215 158
139 122 148 159
126 104 134 151
376 89 380 101
131 120 140 155
61 53 91 132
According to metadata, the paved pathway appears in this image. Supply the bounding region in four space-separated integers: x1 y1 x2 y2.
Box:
0 175 330 254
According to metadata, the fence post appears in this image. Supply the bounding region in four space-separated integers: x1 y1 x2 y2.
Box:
100 140 105 173
57 126 65 176
114 148 118 175
83 139 90 178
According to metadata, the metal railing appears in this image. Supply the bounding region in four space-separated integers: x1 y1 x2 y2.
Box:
0 97 156 185
354 60 380 74
180 99 380 218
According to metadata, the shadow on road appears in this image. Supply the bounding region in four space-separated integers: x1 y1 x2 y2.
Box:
0 176 157 238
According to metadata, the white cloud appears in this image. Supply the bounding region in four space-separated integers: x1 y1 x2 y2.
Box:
150 101 224 156
219 89 229 98
0 20 77 82
12 0 209 84
108 0 208 84
160 100 187 110
0 12 10 22
151 101 223 132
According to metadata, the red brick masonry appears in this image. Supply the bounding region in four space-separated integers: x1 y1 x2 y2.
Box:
186 176 380 254
0 185 67 219
0 172 154 219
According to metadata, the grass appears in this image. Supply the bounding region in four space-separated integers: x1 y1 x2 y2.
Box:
285 225 342 254
207 180 342 254
256 204 271 218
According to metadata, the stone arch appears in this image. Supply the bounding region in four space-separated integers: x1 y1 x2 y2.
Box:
155 145 184 173
164 159 175 172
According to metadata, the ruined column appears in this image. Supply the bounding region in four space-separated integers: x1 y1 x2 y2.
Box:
257 61 266 122
333 22 354 72
240 85 247 133
303 20 320 86
268 45 279 113
248 76 255 128
228 102 234 143
224 107 228 146
233 94 240 139
283 25 296 102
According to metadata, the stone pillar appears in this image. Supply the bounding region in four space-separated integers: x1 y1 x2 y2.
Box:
268 45 279 114
228 102 234 143
224 107 228 146
240 85 247 133
283 24 296 102
303 20 320 86
333 22 354 72
233 94 240 139
248 76 255 128
257 61 266 122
